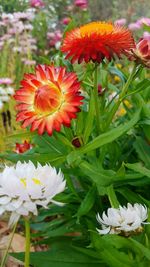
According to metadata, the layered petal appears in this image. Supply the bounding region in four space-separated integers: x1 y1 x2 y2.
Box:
14 65 83 135
61 21 135 64
0 161 66 226
97 203 148 236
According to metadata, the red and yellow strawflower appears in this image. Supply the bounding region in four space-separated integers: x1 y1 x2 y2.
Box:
61 21 135 64
14 65 84 135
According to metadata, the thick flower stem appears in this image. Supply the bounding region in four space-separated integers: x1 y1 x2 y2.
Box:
107 185 119 208
25 218 31 267
93 64 101 135
0 222 17 267
105 64 137 130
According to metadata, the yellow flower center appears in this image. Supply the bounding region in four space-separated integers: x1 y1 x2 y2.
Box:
32 178 42 185
20 178 27 187
34 82 62 115
80 22 113 37
20 177 42 187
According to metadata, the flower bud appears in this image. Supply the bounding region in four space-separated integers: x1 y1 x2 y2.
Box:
129 38 150 67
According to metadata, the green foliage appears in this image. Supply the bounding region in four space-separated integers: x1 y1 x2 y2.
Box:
12 239 102 267
0 0 28 12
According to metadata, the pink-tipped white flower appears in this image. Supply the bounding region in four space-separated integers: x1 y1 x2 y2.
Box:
97 203 148 235
128 38 150 68
0 161 66 226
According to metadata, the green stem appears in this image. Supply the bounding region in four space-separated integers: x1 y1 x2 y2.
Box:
93 64 101 134
107 185 119 208
25 218 31 267
0 222 17 267
105 64 137 130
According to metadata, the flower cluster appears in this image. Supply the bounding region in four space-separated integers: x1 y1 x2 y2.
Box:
0 10 37 66
97 203 148 235
0 161 66 226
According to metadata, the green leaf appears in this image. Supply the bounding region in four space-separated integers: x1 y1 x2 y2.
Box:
124 79 150 99
79 161 115 186
133 137 150 167
92 233 135 267
6 131 36 140
0 152 66 166
79 160 144 188
129 238 150 260
67 110 141 163
117 188 146 204
125 162 150 178
12 246 102 267
77 185 96 218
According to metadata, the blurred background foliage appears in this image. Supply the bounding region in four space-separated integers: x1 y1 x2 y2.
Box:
0 0 150 21
89 0 150 21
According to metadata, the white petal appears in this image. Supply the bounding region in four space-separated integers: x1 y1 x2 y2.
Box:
97 226 111 235
8 212 20 227
50 199 65 206
0 206 5 215
0 196 11 204
23 201 37 214
16 206 29 216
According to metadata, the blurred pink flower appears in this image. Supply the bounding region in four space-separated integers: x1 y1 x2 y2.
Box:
13 11 34 21
48 30 62 47
143 32 150 38
128 22 141 31
115 18 126 27
138 17 150 27
74 0 88 10
22 59 36 65
30 0 45 8
0 78 13 85
62 17 71 25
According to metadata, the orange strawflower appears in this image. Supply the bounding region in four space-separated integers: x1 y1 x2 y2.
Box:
14 65 83 135
61 21 135 63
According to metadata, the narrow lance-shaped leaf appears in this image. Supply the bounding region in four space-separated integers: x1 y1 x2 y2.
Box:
67 110 141 163
77 185 96 218
125 162 150 178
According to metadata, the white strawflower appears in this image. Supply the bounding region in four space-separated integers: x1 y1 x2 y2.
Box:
0 161 66 226
97 203 148 235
